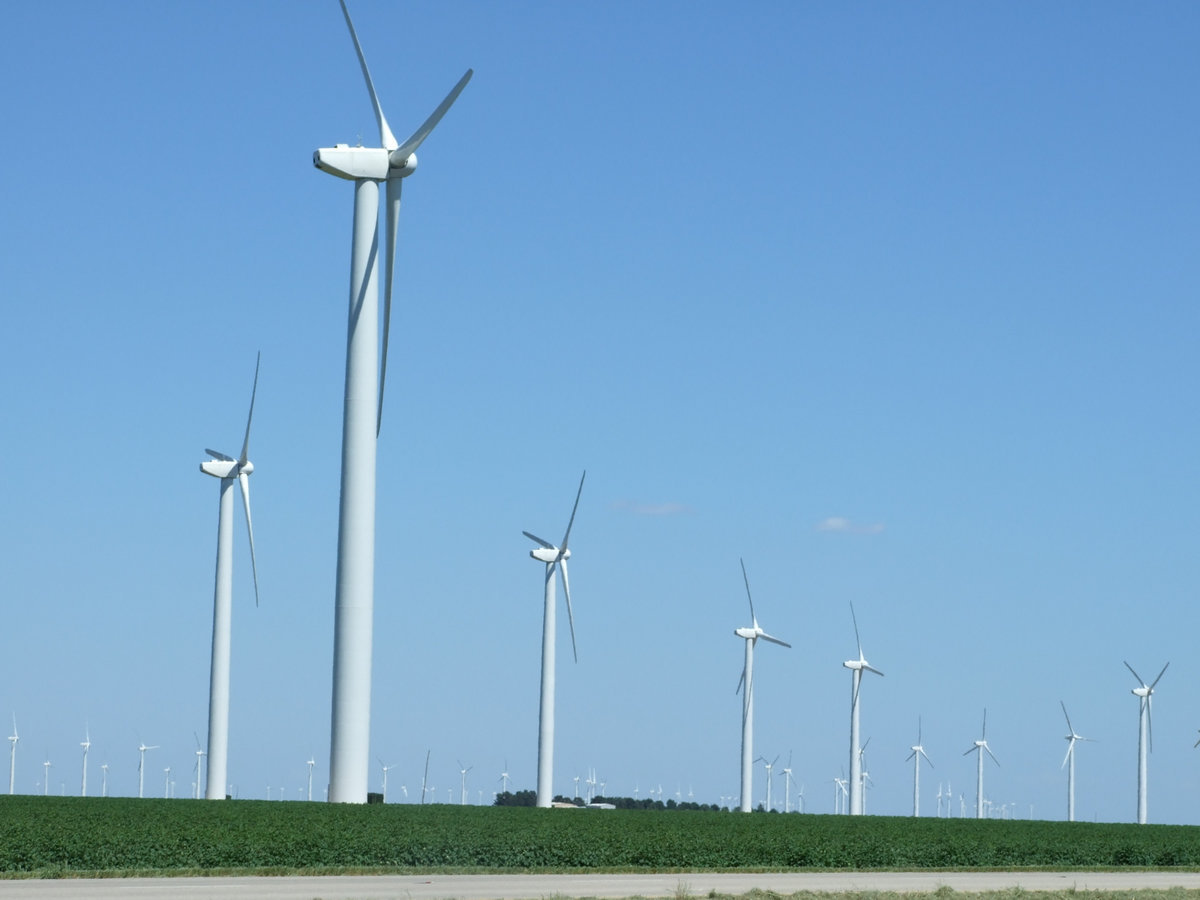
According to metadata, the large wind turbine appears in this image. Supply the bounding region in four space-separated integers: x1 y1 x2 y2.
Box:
963 709 998 819
906 717 933 817
524 471 586 808
200 353 261 800
7 715 17 795
843 602 882 816
1060 700 1091 823
314 0 472 804
734 559 791 813
1125 660 1168 824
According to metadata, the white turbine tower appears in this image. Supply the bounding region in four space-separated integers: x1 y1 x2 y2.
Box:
200 353 261 801
757 755 779 811
906 717 933 817
100 763 108 798
79 726 90 797
314 0 472 805
42 756 51 796
379 760 396 803
138 742 159 799
8 715 18 795
734 559 791 813
459 761 473 805
307 756 316 802
523 471 586 808
963 709 998 819
498 762 511 795
1125 660 1168 825
780 753 795 813
1060 700 1092 823
193 734 207 800
843 602 882 816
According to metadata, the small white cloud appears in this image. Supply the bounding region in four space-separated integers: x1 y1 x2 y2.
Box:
817 516 884 535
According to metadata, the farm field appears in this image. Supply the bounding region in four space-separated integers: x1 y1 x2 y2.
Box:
2 796 1200 878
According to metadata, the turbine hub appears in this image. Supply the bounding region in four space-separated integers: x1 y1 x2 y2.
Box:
240 460 254 475
388 149 418 175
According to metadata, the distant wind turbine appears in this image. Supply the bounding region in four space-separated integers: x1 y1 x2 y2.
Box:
307 756 316 802
734 559 791 813
193 734 207 800
1060 700 1092 822
100 763 109 798
80 726 91 797
906 717 933 817
42 756 51 796
757 755 779 811
963 709 998 819
498 761 511 795
200 353 261 800
379 759 397 803
316 0 472 804
780 753 795 813
1125 660 1168 825
8 715 18 795
524 471 586 807
843 602 882 816
138 742 159 799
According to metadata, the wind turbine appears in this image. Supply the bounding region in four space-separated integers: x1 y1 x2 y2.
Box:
734 559 791 813
1060 700 1092 822
193 734 207 800
524 471 586 808
200 352 261 801
757 755 779 811
80 726 90 797
100 763 109 798
906 717 933 817
379 759 397 803
459 761 474 806
843 602 882 816
963 709 998 819
498 761 511 795
307 756 316 802
315 0 472 805
42 756 51 796
1125 660 1168 825
8 715 17 795
780 753 795 813
138 742 159 799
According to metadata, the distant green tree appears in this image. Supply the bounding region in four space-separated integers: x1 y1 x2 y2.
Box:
493 789 536 807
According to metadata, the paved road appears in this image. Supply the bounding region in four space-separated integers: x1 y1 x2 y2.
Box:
3 871 1200 900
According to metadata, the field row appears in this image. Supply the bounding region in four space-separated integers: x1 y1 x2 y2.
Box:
2 797 1199 875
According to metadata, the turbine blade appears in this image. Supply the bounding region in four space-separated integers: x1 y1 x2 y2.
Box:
392 69 474 161
985 744 999 766
523 531 554 550
982 708 987 739
1150 661 1169 690
1060 700 1073 734
206 449 234 463
559 471 586 553
864 663 885 677
239 352 260 465
560 559 578 663
1061 738 1074 770
377 179 402 437
1147 696 1154 753
735 664 745 695
759 632 791 649
849 601 863 658
920 748 933 768
238 473 260 607
1124 660 1145 686
338 0 397 150
739 558 757 624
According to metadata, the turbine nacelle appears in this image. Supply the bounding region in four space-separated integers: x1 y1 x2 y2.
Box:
312 145 418 181
529 546 569 564
200 457 252 479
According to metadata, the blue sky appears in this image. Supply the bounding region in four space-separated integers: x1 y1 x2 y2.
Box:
3 0 1200 822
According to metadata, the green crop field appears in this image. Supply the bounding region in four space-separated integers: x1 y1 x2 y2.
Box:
2 796 1199 878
